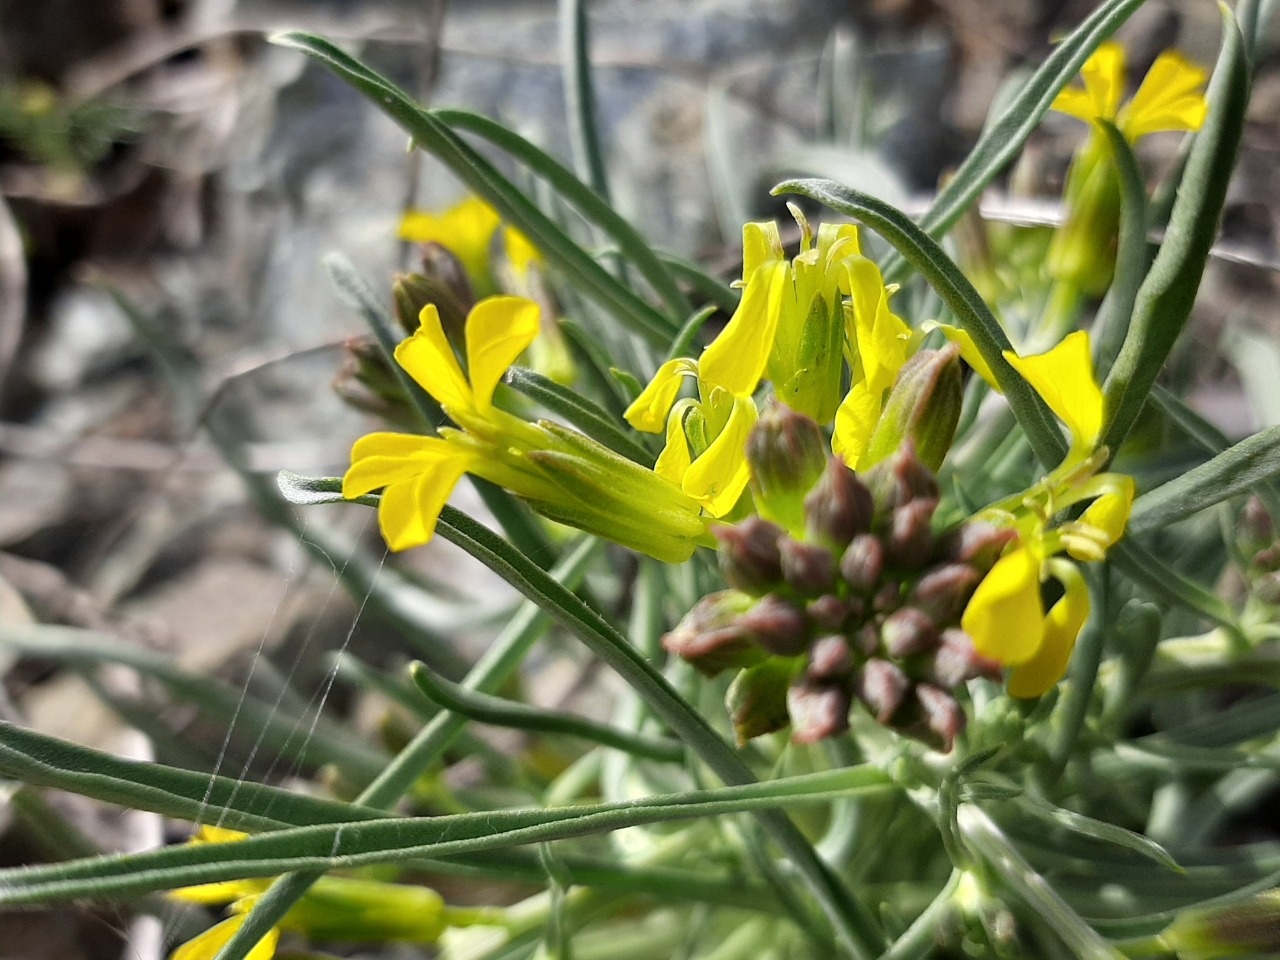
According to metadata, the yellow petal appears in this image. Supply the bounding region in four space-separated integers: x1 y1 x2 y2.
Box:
624 359 697 433
170 880 259 906
377 454 473 552
1008 562 1090 698
1065 474 1135 561
740 220 785 283
343 434 457 499
847 257 911 394
1052 41 1125 122
1003 331 1103 454
192 826 248 845
682 396 756 517
395 304 473 414
699 260 789 396
465 296 541 415
1120 49 1207 139
170 915 279 960
832 380 884 470
653 402 695 484
502 226 541 280
928 322 999 389
961 543 1045 666
398 196 500 286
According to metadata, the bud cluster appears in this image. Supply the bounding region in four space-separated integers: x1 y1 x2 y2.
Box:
664 414 1008 751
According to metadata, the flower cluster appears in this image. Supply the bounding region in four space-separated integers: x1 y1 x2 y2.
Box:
664 411 1004 750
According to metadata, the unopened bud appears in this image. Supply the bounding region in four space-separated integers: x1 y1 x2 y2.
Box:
1162 889 1280 959
864 346 963 472
1243 497 1278 566
942 522 1016 572
881 607 939 658
779 538 837 596
726 659 794 744
840 534 884 593
886 498 938 570
714 519 785 595
864 442 941 513
334 338 417 429
746 404 828 532
930 629 1002 687
807 634 853 681
855 658 910 723
807 594 854 632
662 591 761 676
394 260 472 342
804 459 875 548
788 681 851 744
915 683 965 751
740 595 809 657
908 564 981 625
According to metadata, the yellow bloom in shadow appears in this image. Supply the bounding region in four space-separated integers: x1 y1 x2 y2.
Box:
399 196 540 297
346 296 709 561
1052 41 1208 141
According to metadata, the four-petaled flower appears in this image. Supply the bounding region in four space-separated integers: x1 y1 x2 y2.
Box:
345 296 710 562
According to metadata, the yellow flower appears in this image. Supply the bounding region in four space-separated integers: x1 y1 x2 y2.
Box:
832 256 913 469
1052 42 1208 141
346 296 709 561
1002 330 1104 462
171 914 278 960
399 196 540 297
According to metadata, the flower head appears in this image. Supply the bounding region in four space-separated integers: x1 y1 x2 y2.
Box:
345 297 710 561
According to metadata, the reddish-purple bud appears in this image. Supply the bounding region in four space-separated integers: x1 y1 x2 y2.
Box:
779 538 837 596
942 521 1016 572
807 634 854 681
929 628 1002 687
855 658 911 723
907 564 981 625
740 595 809 657
714 519 785 594
789 682 852 744
662 591 761 676
807 594 852 632
804 459 874 548
885 498 938 570
916 683 965 752
881 607 940 658
840 534 884 593
726 659 794 744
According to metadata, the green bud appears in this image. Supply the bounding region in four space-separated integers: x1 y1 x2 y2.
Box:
864 345 963 472
726 658 795 744
662 590 762 676
745 404 828 533
1162 890 1280 958
393 257 473 341
334 337 418 429
283 876 447 942
714 518 785 595
1046 138 1119 295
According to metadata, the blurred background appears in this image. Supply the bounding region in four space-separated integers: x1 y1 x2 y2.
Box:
0 1 1276 957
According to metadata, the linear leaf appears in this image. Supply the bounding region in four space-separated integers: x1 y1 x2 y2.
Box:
271 32 678 346
503 365 653 464
1129 425 1280 535
1101 12 1251 453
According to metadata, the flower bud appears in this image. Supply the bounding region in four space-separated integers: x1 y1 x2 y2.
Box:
807 634 853 681
726 659 794 743
394 260 472 342
746 404 828 533
907 564 982 625
808 594 854 632
778 538 837 596
941 521 1016 572
855 657 910 723
863 442 940 513
881 607 940 658
1047 141 1120 295
929 628 1001 687
1162 889 1280 959
739 594 809 657
804 458 874 548
885 498 938 570
840 534 884 593
713 519 785 595
915 683 965 751
863 346 963 472
1242 496 1277 565
333 337 417 429
662 591 761 676
788 681 851 744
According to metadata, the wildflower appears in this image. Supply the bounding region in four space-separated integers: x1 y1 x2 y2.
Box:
831 256 914 470
1048 42 1208 293
959 332 1134 696
399 195 539 298
169 826 483 960
344 296 709 562
626 211 864 514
